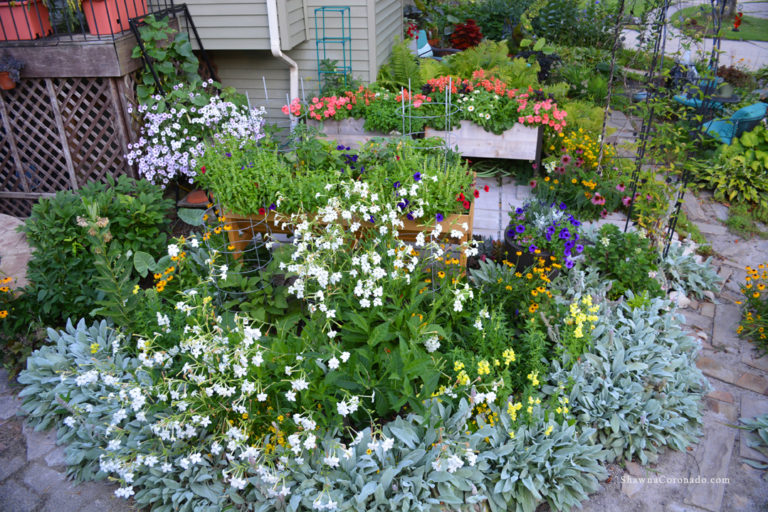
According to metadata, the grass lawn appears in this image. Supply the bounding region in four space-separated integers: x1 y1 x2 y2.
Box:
672 6 768 42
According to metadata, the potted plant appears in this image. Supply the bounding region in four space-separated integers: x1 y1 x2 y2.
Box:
0 55 23 90
0 0 53 41
81 0 147 36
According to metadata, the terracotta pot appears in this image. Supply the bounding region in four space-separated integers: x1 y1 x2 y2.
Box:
184 189 209 205
0 0 52 41
0 71 15 90
82 0 148 36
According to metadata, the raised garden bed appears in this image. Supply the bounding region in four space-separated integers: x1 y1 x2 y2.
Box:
307 118 390 148
425 120 543 165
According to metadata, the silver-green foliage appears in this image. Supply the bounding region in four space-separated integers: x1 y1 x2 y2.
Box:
659 242 721 299
741 414 768 480
548 296 708 464
18 320 608 512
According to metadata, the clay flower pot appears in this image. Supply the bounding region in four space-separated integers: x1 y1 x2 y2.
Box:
0 71 16 90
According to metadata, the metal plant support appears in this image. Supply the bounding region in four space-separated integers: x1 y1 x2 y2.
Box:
128 3 218 99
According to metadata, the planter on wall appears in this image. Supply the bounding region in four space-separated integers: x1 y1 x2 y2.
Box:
0 71 16 90
306 118 390 148
425 120 543 163
82 0 147 36
0 0 53 41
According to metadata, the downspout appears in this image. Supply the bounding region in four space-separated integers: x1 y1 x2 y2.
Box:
266 0 299 129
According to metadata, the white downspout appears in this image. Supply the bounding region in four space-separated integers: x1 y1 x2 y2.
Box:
266 0 299 129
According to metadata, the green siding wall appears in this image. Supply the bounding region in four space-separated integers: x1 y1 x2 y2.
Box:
185 0 306 51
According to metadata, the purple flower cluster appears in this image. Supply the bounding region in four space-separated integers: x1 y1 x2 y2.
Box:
507 201 583 268
126 85 266 187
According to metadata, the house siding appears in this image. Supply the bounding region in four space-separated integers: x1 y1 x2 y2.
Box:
375 0 402 71
184 0 305 51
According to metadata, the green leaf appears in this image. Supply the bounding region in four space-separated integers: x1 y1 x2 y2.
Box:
133 251 156 277
177 207 206 226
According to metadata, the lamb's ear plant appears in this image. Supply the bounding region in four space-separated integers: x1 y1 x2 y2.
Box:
659 241 721 300
547 295 708 464
740 414 768 480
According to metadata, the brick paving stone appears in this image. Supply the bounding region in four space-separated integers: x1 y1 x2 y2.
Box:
24 425 57 462
734 373 768 395
685 412 737 512
0 480 42 512
741 351 768 373
698 223 729 236
696 355 739 384
712 303 742 352
681 310 713 332
704 398 738 422
705 390 734 404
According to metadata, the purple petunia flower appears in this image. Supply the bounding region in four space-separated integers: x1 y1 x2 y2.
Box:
336 145 346 150
529 244 538 254
436 213 444 222
413 172 422 182
369 215 375 223
225 152 232 158
564 240 575 250
393 181 401 189
565 258 575 269
407 211 415 220
559 228 570 240
516 225 525 234
269 203 277 211
575 244 584 253
559 202 567 210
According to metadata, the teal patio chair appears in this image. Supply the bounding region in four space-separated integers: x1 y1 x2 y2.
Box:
673 76 725 111
703 102 768 145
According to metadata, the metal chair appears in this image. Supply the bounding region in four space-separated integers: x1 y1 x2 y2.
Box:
703 102 768 145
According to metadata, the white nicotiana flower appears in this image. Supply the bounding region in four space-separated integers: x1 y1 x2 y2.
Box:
328 356 339 370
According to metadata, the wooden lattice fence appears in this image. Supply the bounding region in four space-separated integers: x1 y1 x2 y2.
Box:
0 75 137 217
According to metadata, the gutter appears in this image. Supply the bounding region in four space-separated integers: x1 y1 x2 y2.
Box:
265 0 299 129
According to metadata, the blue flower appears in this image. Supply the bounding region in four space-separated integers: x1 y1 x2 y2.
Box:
269 203 277 211
336 144 345 150
528 244 538 254
393 181 401 189
575 244 584 254
515 207 525 215
559 202 567 210
564 240 575 250
407 211 414 220
413 172 422 182
559 228 570 240
369 215 375 224
225 152 232 158
516 225 526 234
507 228 516 238
436 213 444 222
565 258 575 269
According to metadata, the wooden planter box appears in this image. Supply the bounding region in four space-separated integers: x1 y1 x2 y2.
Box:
0 0 52 41
306 118 389 148
222 202 475 267
425 120 542 164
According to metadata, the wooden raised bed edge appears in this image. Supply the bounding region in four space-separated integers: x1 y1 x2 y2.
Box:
223 202 475 268
425 120 543 169
306 118 390 148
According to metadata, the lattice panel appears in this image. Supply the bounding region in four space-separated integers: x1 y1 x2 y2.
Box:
0 109 22 194
0 197 36 218
54 77 127 187
2 78 71 194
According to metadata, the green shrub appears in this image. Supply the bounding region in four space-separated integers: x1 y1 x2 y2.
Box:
20 176 172 325
582 224 663 300
693 124 768 208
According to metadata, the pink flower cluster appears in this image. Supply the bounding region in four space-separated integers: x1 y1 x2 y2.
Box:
516 97 567 132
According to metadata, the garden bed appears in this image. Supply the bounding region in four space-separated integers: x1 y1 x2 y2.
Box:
223 199 475 267
426 120 543 164
306 118 391 148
